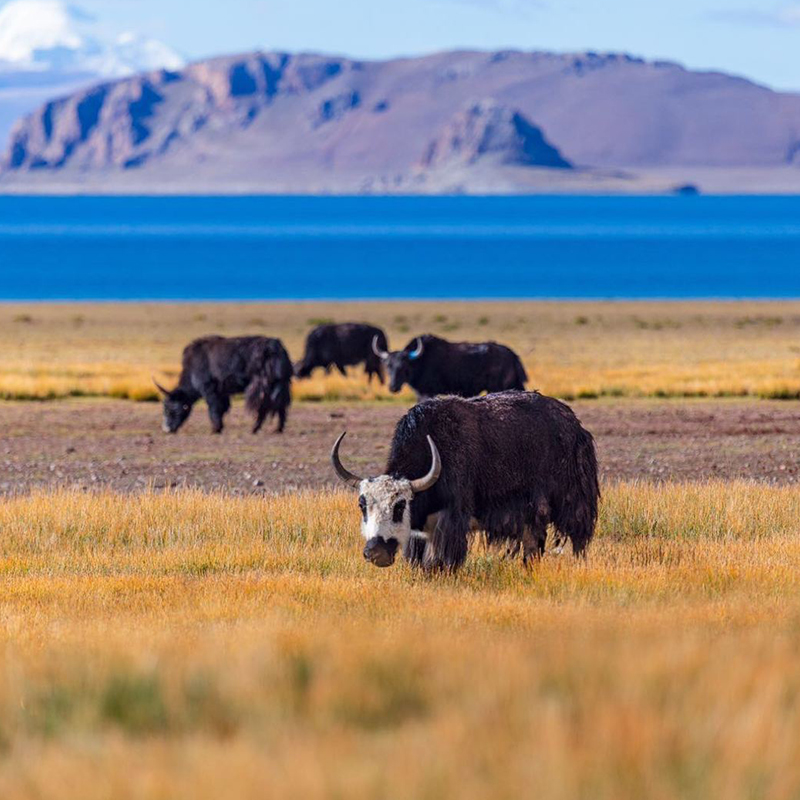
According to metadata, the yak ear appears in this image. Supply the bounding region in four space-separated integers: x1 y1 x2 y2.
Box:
152 376 171 397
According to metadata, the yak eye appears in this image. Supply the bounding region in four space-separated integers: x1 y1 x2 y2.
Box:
358 495 367 521
392 500 406 524
183 405 189 411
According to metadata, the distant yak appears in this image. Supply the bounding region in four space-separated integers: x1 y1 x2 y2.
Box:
332 390 599 572
373 333 527 401
154 335 293 434
295 323 388 383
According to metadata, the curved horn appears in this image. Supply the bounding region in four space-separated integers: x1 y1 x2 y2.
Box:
152 376 170 397
331 432 364 488
372 334 389 361
408 337 424 360
410 436 441 493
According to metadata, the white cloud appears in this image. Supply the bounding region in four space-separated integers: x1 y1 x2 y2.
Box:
0 0 183 74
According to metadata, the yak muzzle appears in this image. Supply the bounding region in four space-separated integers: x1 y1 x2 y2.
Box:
363 536 398 568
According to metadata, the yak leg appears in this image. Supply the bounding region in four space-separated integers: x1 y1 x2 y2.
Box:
365 359 385 385
335 362 347 377
521 526 546 565
425 508 470 573
252 403 270 434
522 499 550 566
404 513 438 568
274 405 288 434
404 537 428 567
502 540 521 560
551 535 568 556
205 389 230 434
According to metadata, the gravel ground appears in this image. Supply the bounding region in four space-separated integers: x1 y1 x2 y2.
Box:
1 397 799 495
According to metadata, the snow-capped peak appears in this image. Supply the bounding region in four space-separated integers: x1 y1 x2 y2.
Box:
0 0 184 76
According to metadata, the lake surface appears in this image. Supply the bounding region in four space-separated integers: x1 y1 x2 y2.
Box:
1 195 799 300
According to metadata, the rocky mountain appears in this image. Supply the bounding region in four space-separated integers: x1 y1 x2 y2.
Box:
419 102 572 170
3 47 800 194
0 0 182 144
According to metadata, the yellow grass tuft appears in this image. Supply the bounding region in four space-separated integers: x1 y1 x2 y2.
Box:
0 482 800 798
2 301 800 402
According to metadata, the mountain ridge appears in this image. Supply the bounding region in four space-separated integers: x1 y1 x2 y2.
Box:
2 46 800 194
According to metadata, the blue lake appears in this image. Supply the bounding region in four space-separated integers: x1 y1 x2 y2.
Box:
0 195 799 299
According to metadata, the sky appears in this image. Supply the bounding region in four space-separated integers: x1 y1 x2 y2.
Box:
8 0 800 91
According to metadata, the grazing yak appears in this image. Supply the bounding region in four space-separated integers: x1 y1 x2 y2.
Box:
154 335 293 434
331 390 599 572
372 334 527 401
295 323 388 383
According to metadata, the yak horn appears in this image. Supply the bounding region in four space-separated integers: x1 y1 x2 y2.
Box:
372 335 389 361
331 432 364 488
152 376 170 397
409 337 424 359
410 436 441 493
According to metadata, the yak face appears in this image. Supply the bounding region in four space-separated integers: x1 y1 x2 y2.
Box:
373 336 423 393
385 352 414 393
385 343 423 393
161 389 194 433
331 431 441 568
358 476 415 567
293 360 312 379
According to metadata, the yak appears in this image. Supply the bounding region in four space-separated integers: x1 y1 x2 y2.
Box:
295 323 388 383
331 390 598 572
154 335 293 434
372 333 527 401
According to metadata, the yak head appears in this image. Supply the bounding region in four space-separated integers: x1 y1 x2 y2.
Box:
153 378 194 433
372 336 424 394
331 431 441 567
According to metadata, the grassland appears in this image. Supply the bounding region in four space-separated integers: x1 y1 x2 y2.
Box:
0 484 799 798
2 300 800 798
2 301 800 401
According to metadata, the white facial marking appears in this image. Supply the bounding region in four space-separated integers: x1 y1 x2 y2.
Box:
358 475 415 548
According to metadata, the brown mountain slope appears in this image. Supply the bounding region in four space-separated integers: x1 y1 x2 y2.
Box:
2 49 800 193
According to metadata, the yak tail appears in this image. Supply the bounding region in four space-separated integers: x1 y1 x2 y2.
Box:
245 346 294 417
244 374 292 416
245 376 270 416
269 379 292 411
552 426 599 557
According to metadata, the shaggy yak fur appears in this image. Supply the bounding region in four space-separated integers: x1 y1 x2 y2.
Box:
379 334 528 400
295 323 388 383
386 391 597 571
157 335 293 434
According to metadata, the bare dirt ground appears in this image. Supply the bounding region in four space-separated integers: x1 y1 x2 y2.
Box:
1 397 799 495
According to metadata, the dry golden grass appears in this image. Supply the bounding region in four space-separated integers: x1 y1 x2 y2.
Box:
2 301 800 401
1 482 800 799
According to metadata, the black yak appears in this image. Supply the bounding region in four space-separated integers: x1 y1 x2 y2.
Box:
331 390 598 572
295 323 388 383
154 335 293 434
372 334 527 401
